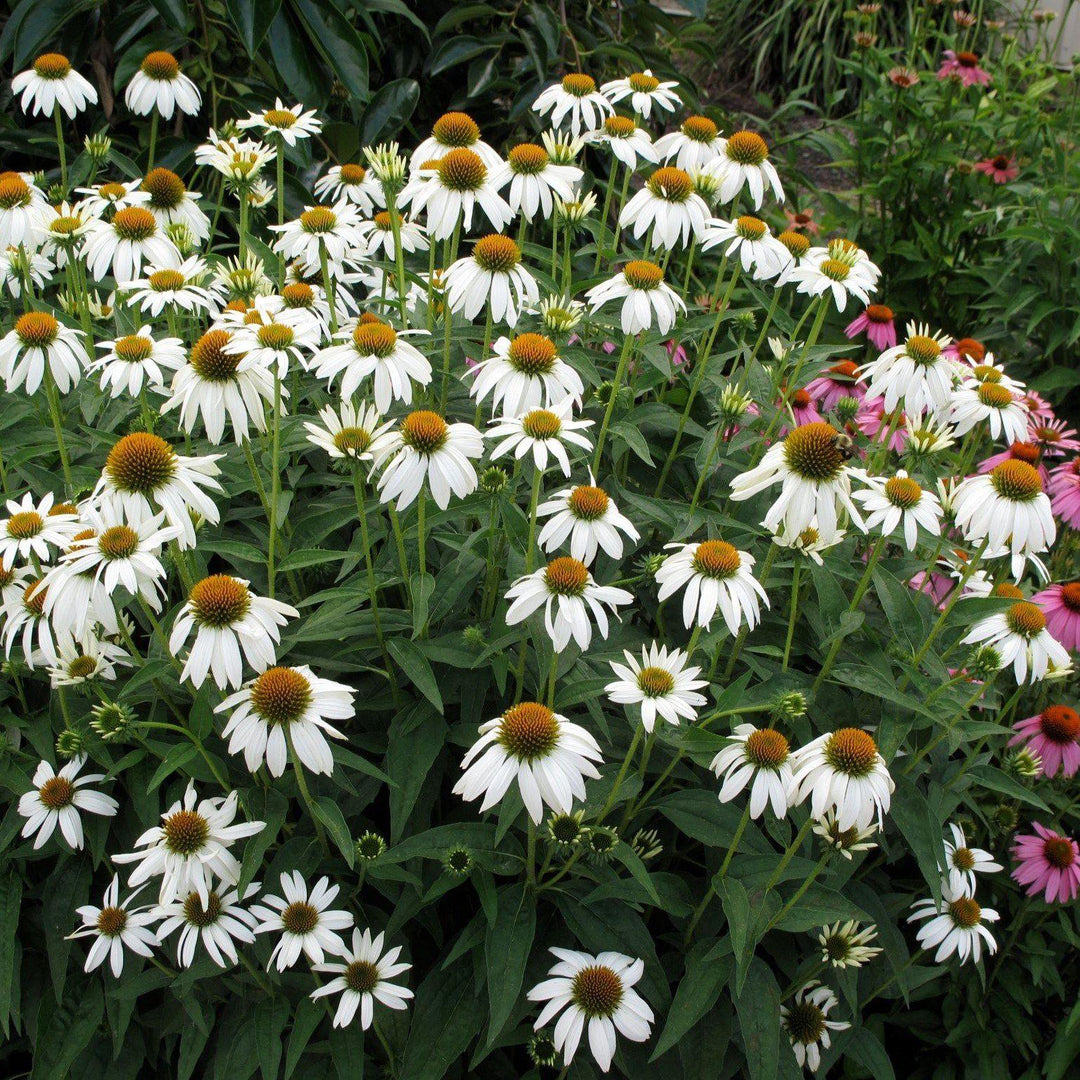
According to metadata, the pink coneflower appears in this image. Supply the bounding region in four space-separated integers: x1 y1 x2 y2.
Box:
1009 706 1080 778
1019 390 1054 421
664 339 688 369
977 442 1049 487
1033 584 1080 652
887 67 920 88
908 569 954 607
784 207 819 235
1012 823 1080 903
973 154 1018 184
787 388 823 428
942 337 985 365
937 50 991 87
1030 418 1080 458
855 400 907 452
845 304 897 351
805 360 866 412
1050 459 1080 528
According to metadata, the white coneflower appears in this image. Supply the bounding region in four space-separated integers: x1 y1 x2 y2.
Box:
196 133 275 185
906 413 957 456
454 701 603 823
701 215 793 281
112 781 264 904
961 599 1070 684
605 643 707 731
161 328 278 445
504 556 633 653
39 201 94 268
269 202 365 275
527 948 654 1073
585 259 685 334
155 882 260 969
858 322 955 416
123 257 219 316
238 99 322 144
940 822 1002 897
0 172 46 249
83 206 178 282
12 52 97 117
74 178 150 218
48 632 130 687
702 130 784 208
304 401 394 462
498 143 582 221
789 247 873 312
533 74 614 136
541 129 587 166
813 810 878 859
139 166 210 242
314 162 385 213
0 491 79 569
818 921 882 968
410 111 503 173
216 664 355 776
789 727 894 830
655 539 769 633
0 244 53 298
402 148 512 241
1 571 58 667
731 422 865 542
67 875 158 977
852 469 943 551
311 928 413 1030
468 332 583 418
654 115 725 172
589 115 659 170
601 69 680 117
355 210 429 259
619 166 710 251
537 479 639 565
374 410 483 511
770 523 846 566
950 378 1029 443
224 302 320 378
908 887 999 965
710 724 794 819
780 982 850 1073
250 872 353 972
952 460 1055 578
170 575 297 690
279 280 334 335
92 326 185 397
125 50 201 118
18 755 118 850
93 431 223 550
313 320 432 415
486 399 593 477
443 233 539 327
0 310 89 394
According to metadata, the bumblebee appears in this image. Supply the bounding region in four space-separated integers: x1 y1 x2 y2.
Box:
832 432 856 461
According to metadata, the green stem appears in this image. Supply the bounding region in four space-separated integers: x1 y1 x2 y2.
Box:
53 105 68 194
43 368 73 493
782 562 801 671
287 729 329 854
764 816 814 893
596 726 643 823
592 334 635 473
765 850 830 933
148 110 159 173
266 372 282 599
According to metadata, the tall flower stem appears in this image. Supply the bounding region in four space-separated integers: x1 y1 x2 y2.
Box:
594 160 620 271
750 287 782 359
319 243 338 334
765 850 830 933
591 333 635 473
512 467 545 699
437 224 462 411
596 726 643 824
763 815 814 893
147 110 159 172
386 197 410 330
722 543 778 680
275 134 286 284
53 106 68 193
287 730 329 854
43 368 73 492
683 801 752 944
782 562 802 671
610 167 633 254
266 372 283 599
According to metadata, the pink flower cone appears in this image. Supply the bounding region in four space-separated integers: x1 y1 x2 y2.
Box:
1033 583 1080 652
938 50 991 87
1050 458 1080 529
844 304 897 351
977 442 1049 487
1021 390 1055 420
1029 417 1080 458
1008 706 1080 778
973 154 1018 184
778 389 824 435
805 359 867 412
942 337 985 366
855 399 907 452
1012 823 1080 903
784 207 819 235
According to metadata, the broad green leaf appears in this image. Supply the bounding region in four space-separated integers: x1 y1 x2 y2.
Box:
651 942 732 1060
734 958 781 1080
399 961 485 1080
484 883 536 1044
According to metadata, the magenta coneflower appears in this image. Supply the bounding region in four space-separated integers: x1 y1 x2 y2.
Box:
1012 823 1080 903
855 399 907 452
1029 417 1080 458
942 337 984 365
907 569 953 608
887 67 920 89
845 304 897 350
977 442 1049 487
805 360 866 412
937 50 991 87
1019 389 1054 420
1033 584 1080 652
973 154 1018 184
784 207 819 235
1009 706 1080 778
784 388 824 431
1050 459 1080 529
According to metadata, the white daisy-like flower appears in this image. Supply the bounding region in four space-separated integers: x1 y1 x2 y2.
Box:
410 111 503 173
123 257 219 316
730 422 865 543
702 130 784 208
498 143 583 222
0 172 47 250
47 632 130 687
0 244 53 298
533 74 615 136
401 148 512 241
216 664 355 777
355 210 429 259
155 882 260 969
605 643 707 731
196 132 275 184
852 469 943 551
589 115 659 170
780 982 850 1073
813 810 878 859
654 115 725 172
443 233 539 327
139 166 211 243
314 162 385 214
949 378 1029 443
125 50 201 118
18 755 118 850
250 871 353 972
453 701 603 823
223 302 320 379
788 247 873 312
269 202 365 276
170 575 298 691
374 410 483 511
940 822 1003 898
279 279 335 335
39 201 94 268
1 570 57 667
655 539 769 633
527 948 654 1073
112 781 265 904
92 325 185 397
710 724 794 819
161 328 279 445
585 259 685 335
858 322 956 416
12 52 97 117
311 928 414 1029
537 478 639 565
93 431 222 550
0 310 89 394
770 523 846 566
951 460 1056 579
961 598 1070 684
313 320 432 415
486 398 593 477
619 166 710 250
789 727 894 831
0 491 79 570
67 875 158 977
238 99 322 144
601 69 681 117
818 921 882 969
701 215 793 281
304 401 394 462
905 413 957 456
83 206 178 282
74 178 150 218
504 556 633 653
908 886 999 965
468 332 584 418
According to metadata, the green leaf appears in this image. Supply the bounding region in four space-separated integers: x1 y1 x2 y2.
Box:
284 997 323 1080
360 79 421 145
388 638 444 713
655 790 769 852
30 982 104 1080
268 6 327 109
770 884 868 933
313 796 356 867
651 942 732 1060
968 765 1050 812
891 775 946 902
146 0 189 29
720 878 780 995
255 996 290 1080
399 960 485 1080
429 35 495 76
484 883 536 1044
292 0 370 103
387 703 447 841
41 858 90 1003
410 572 435 638
226 0 280 55
613 840 662 906
0 871 22 1038
734 958 781 1080
845 1029 896 1080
